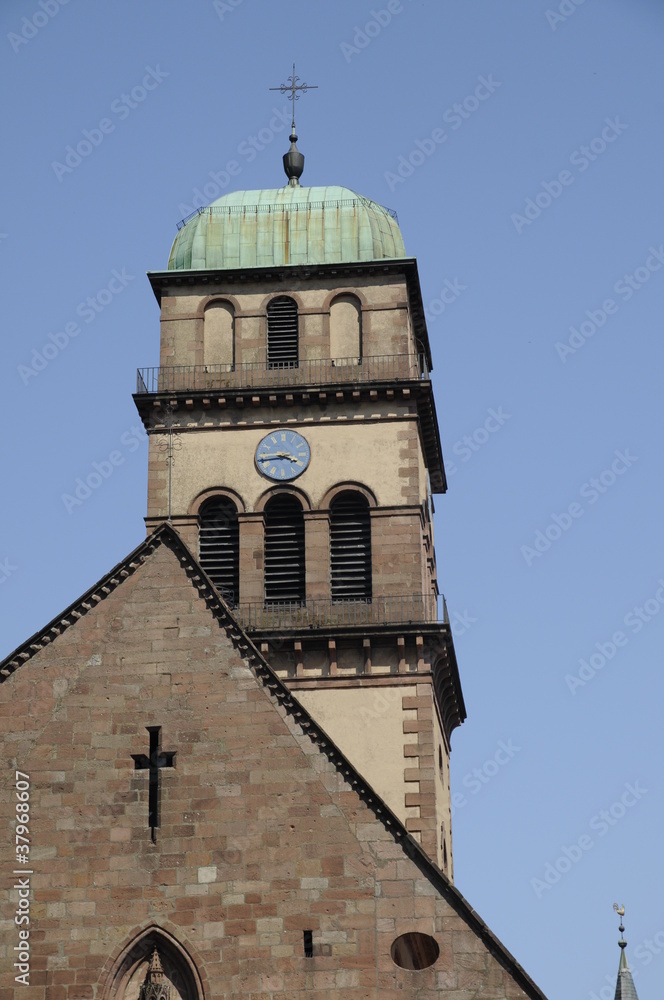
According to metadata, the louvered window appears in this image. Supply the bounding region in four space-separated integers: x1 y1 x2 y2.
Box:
267 296 298 368
330 492 372 601
264 495 305 604
198 497 239 605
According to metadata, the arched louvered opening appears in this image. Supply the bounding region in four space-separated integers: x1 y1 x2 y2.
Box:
198 497 239 605
264 495 305 604
330 491 372 601
267 296 298 368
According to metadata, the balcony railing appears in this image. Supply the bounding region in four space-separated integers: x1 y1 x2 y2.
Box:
233 594 444 631
136 354 428 395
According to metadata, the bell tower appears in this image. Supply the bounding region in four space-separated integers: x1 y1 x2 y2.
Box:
133 130 465 875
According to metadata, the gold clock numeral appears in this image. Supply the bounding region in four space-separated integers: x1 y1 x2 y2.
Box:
270 466 276 475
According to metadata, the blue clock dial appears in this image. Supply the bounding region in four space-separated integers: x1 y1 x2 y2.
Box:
255 430 311 481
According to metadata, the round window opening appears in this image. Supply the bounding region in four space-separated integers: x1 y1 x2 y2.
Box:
390 932 440 971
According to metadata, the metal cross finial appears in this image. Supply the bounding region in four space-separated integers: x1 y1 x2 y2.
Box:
270 63 318 132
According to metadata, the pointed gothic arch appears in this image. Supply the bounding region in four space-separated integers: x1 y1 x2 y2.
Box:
100 926 206 1000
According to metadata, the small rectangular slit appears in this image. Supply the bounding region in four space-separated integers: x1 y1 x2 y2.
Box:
303 929 313 958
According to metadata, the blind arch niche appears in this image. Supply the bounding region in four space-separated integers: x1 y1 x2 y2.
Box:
330 294 361 362
203 300 234 369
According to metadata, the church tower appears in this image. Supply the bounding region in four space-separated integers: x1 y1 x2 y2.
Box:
1 101 549 1000
134 129 465 874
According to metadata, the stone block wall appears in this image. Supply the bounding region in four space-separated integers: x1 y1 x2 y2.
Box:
0 538 538 1000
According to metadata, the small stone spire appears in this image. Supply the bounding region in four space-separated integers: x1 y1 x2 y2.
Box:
612 904 639 1000
139 947 171 1000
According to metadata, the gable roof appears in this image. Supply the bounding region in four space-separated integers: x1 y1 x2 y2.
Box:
0 521 547 1000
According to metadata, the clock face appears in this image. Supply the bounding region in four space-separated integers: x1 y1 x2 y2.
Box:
255 430 311 481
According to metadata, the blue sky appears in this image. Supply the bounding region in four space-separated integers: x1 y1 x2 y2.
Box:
2 1 663 996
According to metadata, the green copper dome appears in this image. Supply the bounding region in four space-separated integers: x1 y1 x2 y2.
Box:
168 185 405 271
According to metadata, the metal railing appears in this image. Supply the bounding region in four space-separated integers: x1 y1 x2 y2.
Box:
136 354 428 394
176 197 398 230
234 594 440 630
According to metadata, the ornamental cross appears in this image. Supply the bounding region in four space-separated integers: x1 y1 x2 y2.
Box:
270 63 318 131
131 726 176 842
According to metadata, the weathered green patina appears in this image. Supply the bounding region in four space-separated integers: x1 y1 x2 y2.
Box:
168 185 405 270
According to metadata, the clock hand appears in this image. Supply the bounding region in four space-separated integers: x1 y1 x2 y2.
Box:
258 450 304 463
